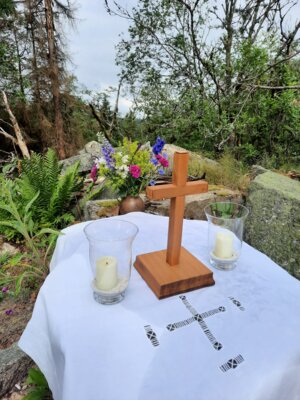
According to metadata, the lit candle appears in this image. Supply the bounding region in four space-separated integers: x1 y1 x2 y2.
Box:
213 232 234 259
96 256 118 291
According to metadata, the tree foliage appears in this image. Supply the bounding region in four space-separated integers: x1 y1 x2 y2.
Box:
106 0 300 166
0 0 93 158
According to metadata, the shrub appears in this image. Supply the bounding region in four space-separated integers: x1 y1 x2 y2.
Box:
0 176 59 294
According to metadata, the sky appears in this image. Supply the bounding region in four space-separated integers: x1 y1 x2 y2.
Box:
67 0 136 114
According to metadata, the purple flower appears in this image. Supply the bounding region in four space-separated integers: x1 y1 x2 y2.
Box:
101 141 115 171
5 309 13 316
149 180 156 186
152 137 165 155
158 168 164 175
1 287 8 293
150 157 159 166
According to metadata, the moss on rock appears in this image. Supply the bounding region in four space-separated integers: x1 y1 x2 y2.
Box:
245 171 300 278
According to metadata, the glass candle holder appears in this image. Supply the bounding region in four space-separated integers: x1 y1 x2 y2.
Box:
84 219 138 305
204 202 249 271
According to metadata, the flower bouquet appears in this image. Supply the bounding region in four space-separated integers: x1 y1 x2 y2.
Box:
91 137 169 201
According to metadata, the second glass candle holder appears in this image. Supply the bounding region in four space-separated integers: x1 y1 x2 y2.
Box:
204 202 249 271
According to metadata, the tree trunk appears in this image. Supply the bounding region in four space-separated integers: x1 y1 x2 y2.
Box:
224 0 236 94
44 0 66 159
27 0 42 106
26 0 48 147
12 21 25 97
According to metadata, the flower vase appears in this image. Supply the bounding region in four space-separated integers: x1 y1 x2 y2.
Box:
119 196 145 215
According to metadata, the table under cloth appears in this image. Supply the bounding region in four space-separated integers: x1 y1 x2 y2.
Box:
19 212 300 400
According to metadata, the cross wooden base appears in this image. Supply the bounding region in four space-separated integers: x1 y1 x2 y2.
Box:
134 247 215 299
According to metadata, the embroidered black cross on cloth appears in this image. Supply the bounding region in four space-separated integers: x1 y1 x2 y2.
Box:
167 295 225 350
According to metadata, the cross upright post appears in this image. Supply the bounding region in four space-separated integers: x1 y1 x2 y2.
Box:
134 151 215 299
146 151 207 265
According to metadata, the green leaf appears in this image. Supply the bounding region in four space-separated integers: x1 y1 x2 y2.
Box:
34 228 61 237
0 203 19 219
0 220 27 237
15 272 28 296
9 253 24 266
26 368 49 387
25 191 40 214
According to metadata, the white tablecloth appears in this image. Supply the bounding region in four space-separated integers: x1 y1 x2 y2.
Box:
19 213 300 400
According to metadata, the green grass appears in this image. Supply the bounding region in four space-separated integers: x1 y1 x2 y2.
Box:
188 152 250 191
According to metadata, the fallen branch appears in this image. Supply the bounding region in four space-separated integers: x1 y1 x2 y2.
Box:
88 103 112 144
1 91 30 159
251 84 300 90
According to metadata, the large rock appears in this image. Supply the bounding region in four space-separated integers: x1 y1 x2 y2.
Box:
84 141 102 156
60 141 102 173
60 154 93 174
164 144 218 172
0 344 33 397
84 200 120 220
245 171 300 278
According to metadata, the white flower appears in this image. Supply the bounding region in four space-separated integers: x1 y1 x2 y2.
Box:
122 155 129 164
120 171 128 179
96 132 106 143
96 156 106 165
117 164 129 172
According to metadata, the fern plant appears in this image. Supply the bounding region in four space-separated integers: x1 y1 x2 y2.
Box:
19 149 83 228
0 149 83 241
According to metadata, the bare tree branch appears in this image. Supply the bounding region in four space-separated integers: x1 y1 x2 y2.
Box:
88 103 112 144
107 76 123 139
0 127 18 144
250 84 300 90
1 91 30 158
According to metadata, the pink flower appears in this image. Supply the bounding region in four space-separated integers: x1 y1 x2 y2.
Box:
129 165 141 178
156 154 169 168
90 164 98 182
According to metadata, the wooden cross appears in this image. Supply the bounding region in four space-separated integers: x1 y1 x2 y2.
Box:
134 151 215 299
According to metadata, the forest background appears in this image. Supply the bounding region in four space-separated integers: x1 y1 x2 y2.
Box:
0 0 300 169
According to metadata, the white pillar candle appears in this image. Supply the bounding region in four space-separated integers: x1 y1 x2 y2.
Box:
213 232 234 259
96 256 118 291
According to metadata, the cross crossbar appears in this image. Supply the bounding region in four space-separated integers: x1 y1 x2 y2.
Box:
146 181 208 200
